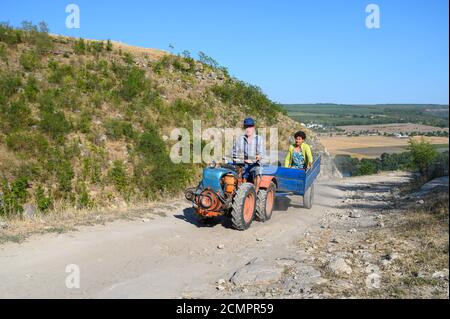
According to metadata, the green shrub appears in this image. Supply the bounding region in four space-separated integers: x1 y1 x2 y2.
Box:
380 152 411 171
24 76 40 101
55 159 74 194
198 51 219 68
106 39 113 51
48 60 74 84
136 129 166 156
104 119 135 140
120 66 147 101
407 138 439 176
122 52 134 65
77 111 92 134
0 177 28 217
211 80 282 124
153 55 171 74
76 182 92 209
82 157 102 184
0 43 7 60
34 185 52 213
37 88 78 111
0 72 22 97
0 99 32 132
6 131 49 156
108 160 128 193
39 104 71 140
20 21 53 54
73 38 86 54
153 55 195 74
0 22 23 45
89 40 104 53
20 50 40 71
133 129 193 198
358 158 380 175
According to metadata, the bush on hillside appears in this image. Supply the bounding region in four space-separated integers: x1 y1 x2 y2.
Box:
0 22 23 45
407 138 439 176
0 177 29 217
38 104 71 141
6 131 49 157
120 66 148 101
34 185 53 213
20 50 40 71
211 80 283 124
0 72 22 98
0 99 33 133
104 119 136 140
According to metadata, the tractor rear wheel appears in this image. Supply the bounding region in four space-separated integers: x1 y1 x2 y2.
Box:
256 182 276 222
230 183 256 230
303 183 315 209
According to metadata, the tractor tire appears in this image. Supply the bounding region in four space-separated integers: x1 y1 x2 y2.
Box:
303 183 315 209
230 183 256 230
256 182 276 222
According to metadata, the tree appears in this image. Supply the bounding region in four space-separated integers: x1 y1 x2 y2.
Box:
407 138 438 176
38 21 49 33
359 158 379 175
198 51 218 68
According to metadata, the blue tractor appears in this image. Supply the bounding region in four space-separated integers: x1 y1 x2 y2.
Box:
184 156 321 230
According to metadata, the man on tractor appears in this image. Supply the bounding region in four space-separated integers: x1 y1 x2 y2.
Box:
231 117 265 183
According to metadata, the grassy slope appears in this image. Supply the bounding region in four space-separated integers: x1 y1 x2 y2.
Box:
0 24 308 217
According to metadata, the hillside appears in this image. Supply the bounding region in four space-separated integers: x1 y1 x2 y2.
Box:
0 23 309 217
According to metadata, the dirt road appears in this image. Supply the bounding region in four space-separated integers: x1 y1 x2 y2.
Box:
0 172 425 298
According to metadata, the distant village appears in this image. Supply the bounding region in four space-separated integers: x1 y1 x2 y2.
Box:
301 122 449 138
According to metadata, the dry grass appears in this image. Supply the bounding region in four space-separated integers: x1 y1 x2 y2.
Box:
0 194 185 244
301 190 449 298
365 193 449 298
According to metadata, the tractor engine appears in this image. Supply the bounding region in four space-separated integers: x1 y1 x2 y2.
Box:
184 173 237 217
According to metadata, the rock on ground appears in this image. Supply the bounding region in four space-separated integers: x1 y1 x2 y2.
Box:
327 257 353 275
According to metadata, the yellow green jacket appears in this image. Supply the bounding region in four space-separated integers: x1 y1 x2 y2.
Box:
284 143 313 168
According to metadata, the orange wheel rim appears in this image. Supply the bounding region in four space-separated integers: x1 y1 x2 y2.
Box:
243 192 255 223
266 189 274 216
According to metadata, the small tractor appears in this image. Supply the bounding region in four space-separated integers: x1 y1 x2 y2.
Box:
184 157 275 230
184 156 321 230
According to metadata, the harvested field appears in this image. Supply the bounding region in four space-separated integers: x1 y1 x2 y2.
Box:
336 123 449 135
320 136 449 158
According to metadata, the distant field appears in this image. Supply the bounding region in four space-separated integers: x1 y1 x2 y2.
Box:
283 104 449 128
320 136 449 158
336 123 449 134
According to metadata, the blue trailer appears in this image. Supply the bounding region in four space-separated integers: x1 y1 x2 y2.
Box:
260 155 321 209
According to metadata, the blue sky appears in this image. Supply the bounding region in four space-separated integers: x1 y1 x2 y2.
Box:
1 0 448 104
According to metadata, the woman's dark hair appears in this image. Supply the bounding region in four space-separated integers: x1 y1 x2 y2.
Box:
294 131 307 140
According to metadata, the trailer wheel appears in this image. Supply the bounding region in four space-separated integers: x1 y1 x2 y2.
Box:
230 183 256 230
256 182 276 222
303 183 315 209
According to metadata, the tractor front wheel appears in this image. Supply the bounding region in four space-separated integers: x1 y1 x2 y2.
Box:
230 183 256 230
